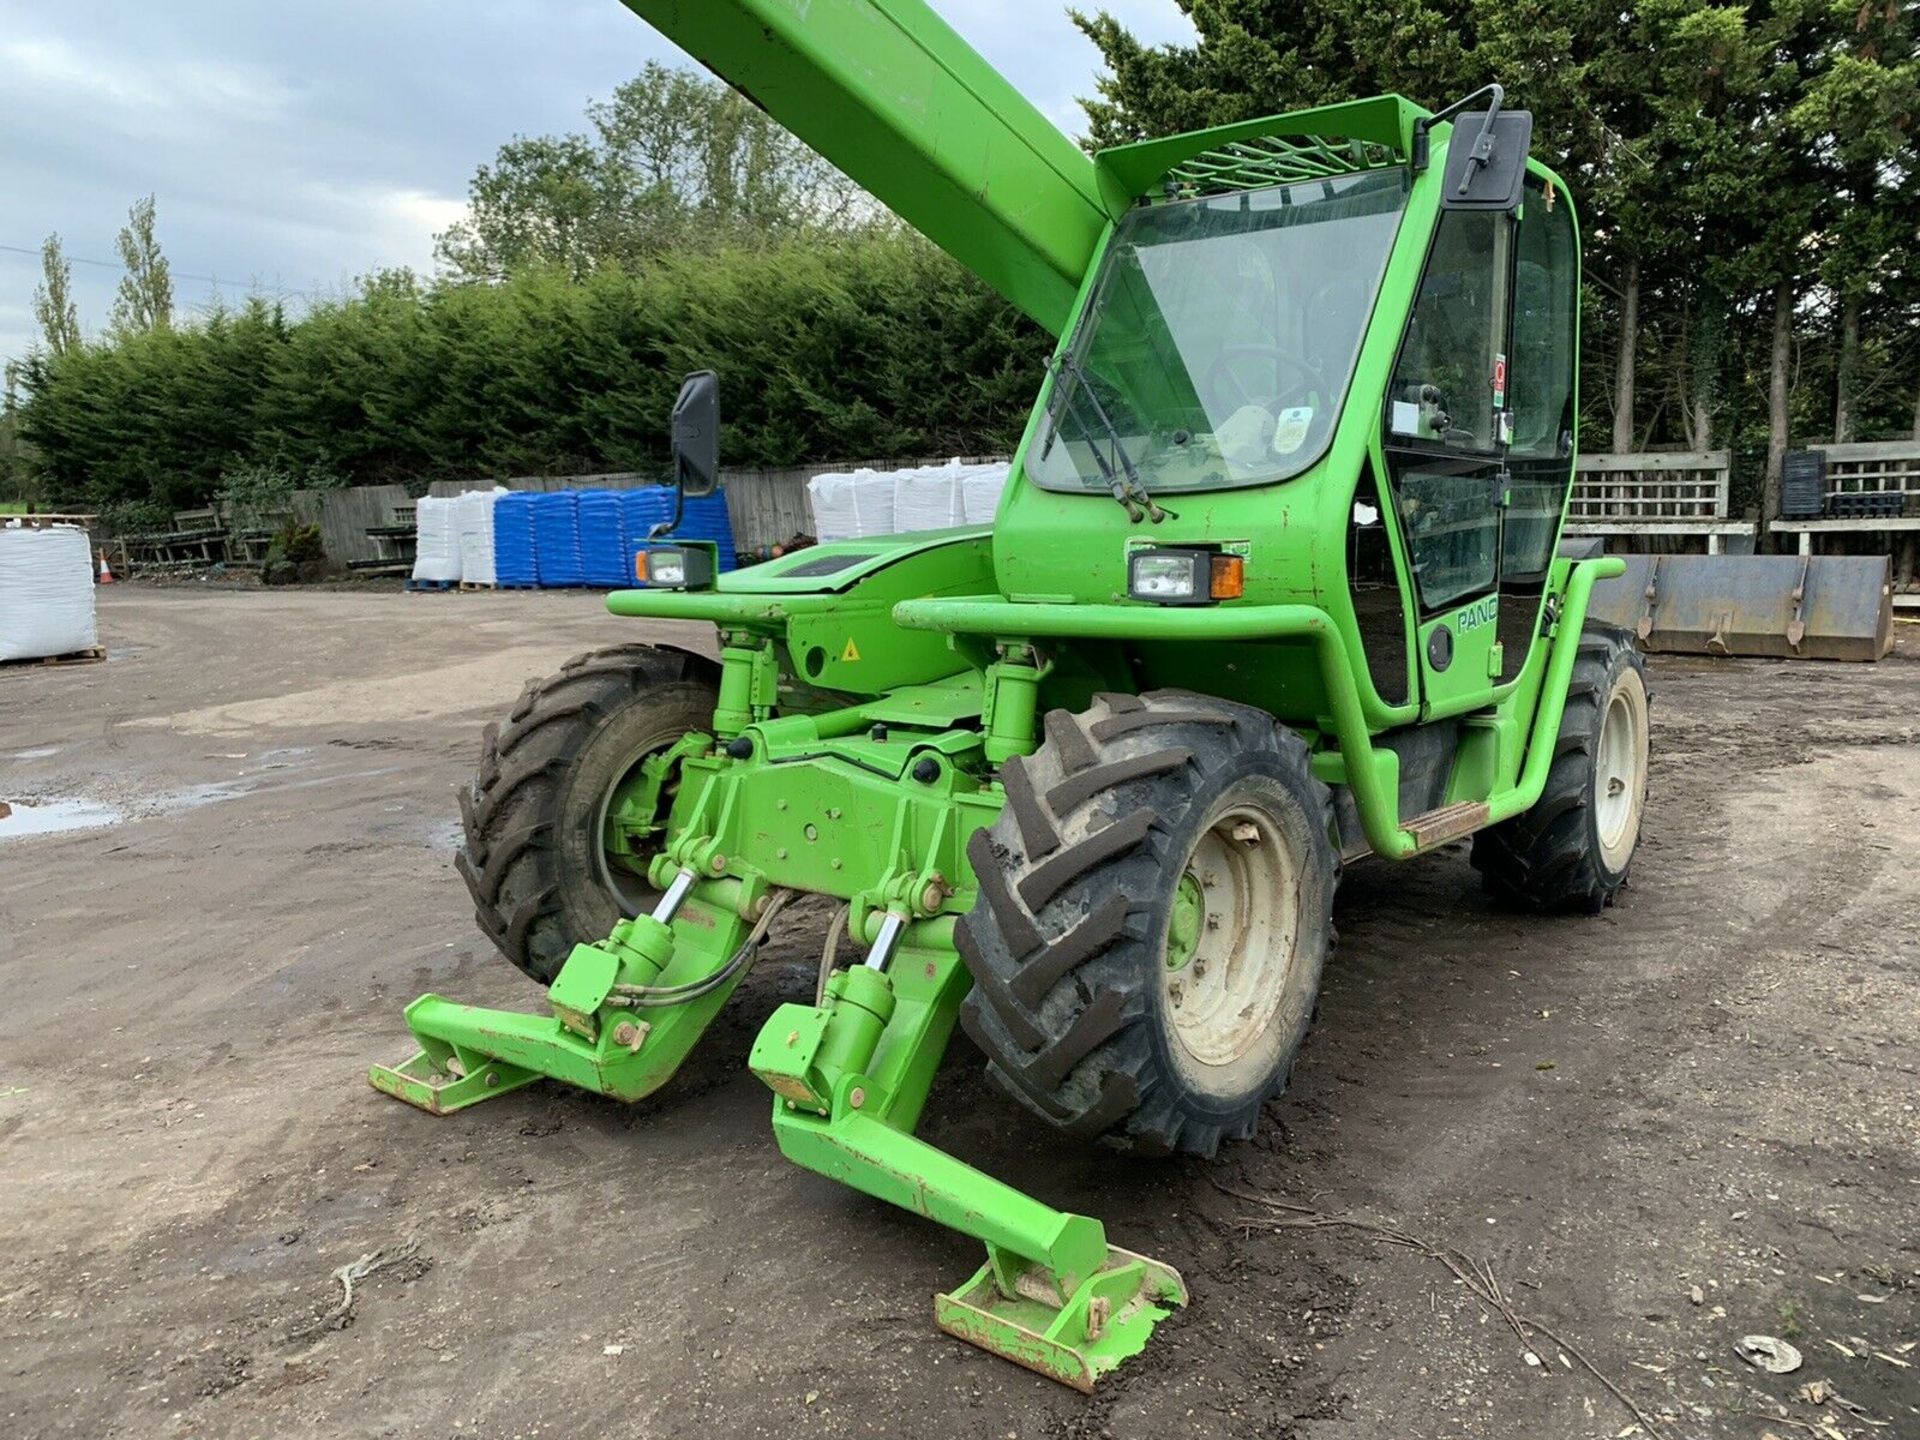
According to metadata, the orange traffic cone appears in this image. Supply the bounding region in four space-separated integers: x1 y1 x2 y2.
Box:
96 547 115 584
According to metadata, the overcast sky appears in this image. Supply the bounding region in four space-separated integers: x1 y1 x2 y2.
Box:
0 1 1196 368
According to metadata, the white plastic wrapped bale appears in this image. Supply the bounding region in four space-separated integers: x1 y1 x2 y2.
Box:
454 487 506 585
411 495 462 583
807 468 897 542
892 462 970 532
961 461 1011 525
0 524 98 662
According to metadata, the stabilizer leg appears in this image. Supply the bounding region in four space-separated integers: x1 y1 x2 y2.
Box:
749 919 1186 1390
369 875 759 1114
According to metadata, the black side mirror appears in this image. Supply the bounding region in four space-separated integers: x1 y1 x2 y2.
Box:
671 371 720 498
1439 109 1532 210
1413 84 1534 211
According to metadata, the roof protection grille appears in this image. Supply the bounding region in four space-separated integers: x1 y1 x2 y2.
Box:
1163 132 1404 198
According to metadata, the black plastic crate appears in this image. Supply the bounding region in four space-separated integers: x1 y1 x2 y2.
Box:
1781 449 1827 518
1825 490 1905 520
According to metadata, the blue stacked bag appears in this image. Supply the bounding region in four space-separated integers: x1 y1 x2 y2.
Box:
616 487 737 576
618 487 674 568
675 492 738 573
492 491 538 587
577 490 631 588
531 492 585 587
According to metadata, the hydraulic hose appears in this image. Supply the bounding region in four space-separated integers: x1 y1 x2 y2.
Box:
814 902 850 1007
607 888 795 1008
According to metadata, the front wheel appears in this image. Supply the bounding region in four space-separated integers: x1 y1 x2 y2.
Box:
1472 624 1650 912
956 692 1338 1158
456 644 717 984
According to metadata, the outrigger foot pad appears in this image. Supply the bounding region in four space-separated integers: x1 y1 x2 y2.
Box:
368 1046 540 1115
936 1245 1188 1392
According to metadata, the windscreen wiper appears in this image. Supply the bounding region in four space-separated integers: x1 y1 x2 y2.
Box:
1042 353 1164 523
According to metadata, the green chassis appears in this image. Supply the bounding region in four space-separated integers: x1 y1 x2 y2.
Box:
371 38 1622 1390
372 535 1619 1390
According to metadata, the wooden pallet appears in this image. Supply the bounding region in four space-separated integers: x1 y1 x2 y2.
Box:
457 581 495 591
2 645 106 669
404 578 458 593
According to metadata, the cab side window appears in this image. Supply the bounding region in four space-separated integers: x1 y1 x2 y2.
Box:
1383 209 1513 613
1387 210 1511 454
1503 179 1578 584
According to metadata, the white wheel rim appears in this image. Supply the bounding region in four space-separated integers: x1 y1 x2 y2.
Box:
1594 679 1645 867
1161 804 1299 1067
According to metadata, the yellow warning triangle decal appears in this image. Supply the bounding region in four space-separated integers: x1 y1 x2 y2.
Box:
841 638 861 662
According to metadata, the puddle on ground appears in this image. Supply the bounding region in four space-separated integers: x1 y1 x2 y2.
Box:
4 747 60 761
0 758 410 843
0 797 124 839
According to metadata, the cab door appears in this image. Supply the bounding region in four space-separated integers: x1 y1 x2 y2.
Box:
1381 207 1516 714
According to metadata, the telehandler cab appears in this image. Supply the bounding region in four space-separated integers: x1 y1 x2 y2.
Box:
371 0 1652 1389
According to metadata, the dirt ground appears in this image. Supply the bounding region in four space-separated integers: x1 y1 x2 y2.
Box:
1 585 1915 1440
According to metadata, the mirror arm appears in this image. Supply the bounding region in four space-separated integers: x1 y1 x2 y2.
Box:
1412 83 1505 173
652 462 688 540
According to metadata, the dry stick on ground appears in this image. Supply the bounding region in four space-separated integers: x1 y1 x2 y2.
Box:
1209 1178 1676 1440
287 1239 423 1342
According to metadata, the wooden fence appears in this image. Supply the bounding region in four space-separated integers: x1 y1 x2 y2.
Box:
1820 441 1920 501
1568 451 1731 521
290 485 413 567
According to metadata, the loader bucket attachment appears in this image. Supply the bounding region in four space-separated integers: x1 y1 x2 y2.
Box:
1588 553 1894 662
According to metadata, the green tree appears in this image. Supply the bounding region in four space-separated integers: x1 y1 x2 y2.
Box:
436 62 867 281
32 234 82 356
0 361 35 504
1790 0 1916 441
109 195 174 336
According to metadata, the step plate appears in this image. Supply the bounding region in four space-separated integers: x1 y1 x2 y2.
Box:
1403 800 1489 852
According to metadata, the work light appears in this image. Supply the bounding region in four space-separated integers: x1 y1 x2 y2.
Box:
634 544 713 590
1127 548 1244 605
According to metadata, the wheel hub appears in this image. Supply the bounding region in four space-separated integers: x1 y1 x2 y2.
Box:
596 744 683 913
1594 686 1644 858
1166 872 1203 972
1160 805 1300 1068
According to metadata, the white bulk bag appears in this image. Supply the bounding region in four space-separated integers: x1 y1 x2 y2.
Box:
0 524 98 661
961 462 1012 525
412 495 462 583
892 462 968 532
454 487 505 585
808 468 899 542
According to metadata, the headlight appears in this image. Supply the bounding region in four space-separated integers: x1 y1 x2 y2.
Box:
1128 548 1244 605
1129 549 1203 602
645 549 687 586
633 544 714 589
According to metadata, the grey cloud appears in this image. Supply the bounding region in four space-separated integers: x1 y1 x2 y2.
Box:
1 0 1194 365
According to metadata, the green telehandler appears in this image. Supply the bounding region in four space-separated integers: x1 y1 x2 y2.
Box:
371 0 1655 1390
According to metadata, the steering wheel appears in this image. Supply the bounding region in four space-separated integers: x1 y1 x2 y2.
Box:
1203 345 1323 416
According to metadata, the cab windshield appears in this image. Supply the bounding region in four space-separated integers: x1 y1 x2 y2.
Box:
1027 168 1409 496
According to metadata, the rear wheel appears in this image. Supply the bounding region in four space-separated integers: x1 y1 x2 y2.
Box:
1472 624 1650 912
456 644 716 984
957 692 1338 1158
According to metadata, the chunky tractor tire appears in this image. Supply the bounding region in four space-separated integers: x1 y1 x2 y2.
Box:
957 692 1338 1158
457 644 716 985
1472 624 1650 913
